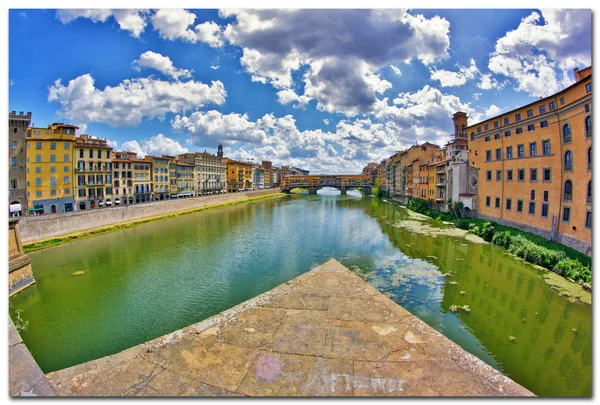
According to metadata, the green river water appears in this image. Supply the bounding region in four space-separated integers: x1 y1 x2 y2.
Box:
9 191 591 396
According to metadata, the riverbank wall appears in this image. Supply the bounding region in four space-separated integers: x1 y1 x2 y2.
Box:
19 189 282 244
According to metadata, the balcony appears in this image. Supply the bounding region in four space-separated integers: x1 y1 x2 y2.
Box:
564 165 573 172
564 195 573 202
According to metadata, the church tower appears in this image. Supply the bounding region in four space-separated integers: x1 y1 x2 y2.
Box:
217 144 224 158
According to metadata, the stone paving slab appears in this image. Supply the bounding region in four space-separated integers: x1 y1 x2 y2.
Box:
46 259 534 397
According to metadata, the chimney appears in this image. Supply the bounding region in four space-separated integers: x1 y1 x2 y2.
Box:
574 67 581 82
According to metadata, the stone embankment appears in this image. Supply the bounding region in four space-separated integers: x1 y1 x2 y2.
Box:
46 259 533 397
19 189 282 244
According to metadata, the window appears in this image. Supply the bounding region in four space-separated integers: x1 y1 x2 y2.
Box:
496 170 502 181
563 206 571 222
50 141 56 150
563 124 571 142
495 197 500 209
486 171 492 181
64 166 69 172
518 169 525 182
588 147 592 170
585 116 592 135
36 154 41 163
530 168 538 182
585 211 592 228
504 117 509 125
494 121 499 128
529 201 536 215
559 97 565 105
517 144 525 158
11 179 17 189
530 142 537 156
36 141 42 149
504 130 511 137
549 101 556 111
564 180 573 202
64 143 70 150
540 121 548 128
586 83 592 93
50 177 56 188
64 176 70 185
50 166 56 173
544 191 549 202
542 140 550 155
507 169 513 181
36 177 41 187
543 168 551 182
496 148 502 160
36 167 41 173
11 141 17 149
531 190 536 200
471 132 475 141
494 133 500 140
527 124 535 132
539 105 546 114
50 154 56 163
11 157 16 166
36 191 42 197
64 154 69 162
527 109 533 118
517 200 524 213
506 199 512 211
486 150 492 161
515 113 521 122
484 124 489 131
564 151 573 170
587 181 592 204
585 104 590 113
477 127 482 133
506 146 513 159
516 128 523 135
541 203 549 218
106 151 110 159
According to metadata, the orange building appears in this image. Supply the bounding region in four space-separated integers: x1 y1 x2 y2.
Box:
467 66 592 254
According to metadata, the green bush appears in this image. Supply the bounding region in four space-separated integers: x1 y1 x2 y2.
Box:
407 198 430 214
455 219 474 230
491 231 512 249
554 259 591 283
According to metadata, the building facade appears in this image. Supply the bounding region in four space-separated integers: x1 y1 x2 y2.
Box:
74 135 113 210
224 159 253 192
150 156 171 200
9 111 31 216
25 123 77 214
467 66 592 254
133 158 152 203
111 151 135 205
179 151 227 195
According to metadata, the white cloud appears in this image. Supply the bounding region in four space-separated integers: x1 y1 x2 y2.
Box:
133 51 192 80
276 89 311 108
150 9 223 47
56 9 148 37
323 119 330 126
48 73 226 127
120 134 189 158
488 9 591 97
472 93 482 101
430 59 479 87
210 65 220 70
390 65 402 76
485 104 503 118
219 9 450 115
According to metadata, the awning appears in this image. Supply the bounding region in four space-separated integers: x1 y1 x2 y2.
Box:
9 203 21 213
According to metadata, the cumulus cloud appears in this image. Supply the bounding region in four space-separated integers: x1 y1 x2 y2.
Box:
485 104 503 118
133 51 192 80
150 9 223 47
276 89 311 108
56 9 148 37
120 134 189 158
218 9 450 115
48 73 226 127
488 9 591 97
430 59 479 87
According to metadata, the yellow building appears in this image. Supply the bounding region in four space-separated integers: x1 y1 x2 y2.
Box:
25 123 78 214
468 66 592 254
133 158 152 203
74 135 113 211
111 151 135 205
224 158 253 192
149 156 171 201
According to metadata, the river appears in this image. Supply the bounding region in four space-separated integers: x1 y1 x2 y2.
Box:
9 190 591 396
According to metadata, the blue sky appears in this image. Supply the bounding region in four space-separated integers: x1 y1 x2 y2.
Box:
9 9 591 173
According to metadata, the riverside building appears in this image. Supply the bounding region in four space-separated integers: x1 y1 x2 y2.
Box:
25 123 78 214
74 135 113 210
9 111 31 216
467 66 592 254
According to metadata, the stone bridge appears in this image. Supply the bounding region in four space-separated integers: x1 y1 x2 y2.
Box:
281 175 371 194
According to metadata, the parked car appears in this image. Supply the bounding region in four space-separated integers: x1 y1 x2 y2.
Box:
114 198 121 205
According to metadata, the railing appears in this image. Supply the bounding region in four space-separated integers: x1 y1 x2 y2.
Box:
564 195 573 202
564 165 573 171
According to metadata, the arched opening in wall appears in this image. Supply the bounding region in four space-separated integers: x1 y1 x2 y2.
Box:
563 123 572 142
9 201 21 217
51 205 57 214
91 201 96 209
79 202 86 210
564 151 573 171
317 187 341 195
588 147 592 170
587 181 592 204
564 180 573 202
